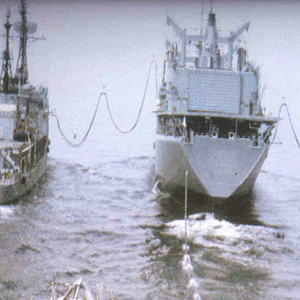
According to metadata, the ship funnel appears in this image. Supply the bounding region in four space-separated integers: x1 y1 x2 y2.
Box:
205 11 219 68
206 12 218 45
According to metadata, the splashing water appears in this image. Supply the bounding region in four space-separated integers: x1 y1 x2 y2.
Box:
167 212 289 299
166 213 285 260
0 206 15 221
181 244 201 300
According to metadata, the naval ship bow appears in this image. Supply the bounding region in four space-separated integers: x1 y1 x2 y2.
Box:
0 0 49 204
154 11 277 199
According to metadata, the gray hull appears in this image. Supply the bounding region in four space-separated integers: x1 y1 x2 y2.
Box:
0 155 47 204
155 135 269 199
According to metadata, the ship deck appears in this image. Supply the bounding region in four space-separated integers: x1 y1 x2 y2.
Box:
154 110 277 124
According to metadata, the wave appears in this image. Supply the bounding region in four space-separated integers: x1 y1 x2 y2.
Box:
0 206 15 221
15 244 40 254
76 229 125 239
165 213 288 264
65 268 94 277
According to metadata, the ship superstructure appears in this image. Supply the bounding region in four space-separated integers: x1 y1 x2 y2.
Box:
0 0 49 204
154 11 276 199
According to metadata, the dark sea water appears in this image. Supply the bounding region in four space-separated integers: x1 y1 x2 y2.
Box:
1 0 300 299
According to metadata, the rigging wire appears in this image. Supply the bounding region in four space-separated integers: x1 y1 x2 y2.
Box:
52 60 157 146
272 100 300 149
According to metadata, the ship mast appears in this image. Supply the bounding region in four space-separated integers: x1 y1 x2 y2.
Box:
0 8 13 93
15 0 28 85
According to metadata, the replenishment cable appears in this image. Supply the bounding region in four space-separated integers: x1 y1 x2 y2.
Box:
104 61 157 134
272 100 300 149
51 92 103 148
52 61 157 147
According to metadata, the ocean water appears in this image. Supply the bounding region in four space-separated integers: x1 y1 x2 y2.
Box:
0 0 300 299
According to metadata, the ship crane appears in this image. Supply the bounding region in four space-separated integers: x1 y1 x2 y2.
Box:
166 13 249 70
219 22 250 69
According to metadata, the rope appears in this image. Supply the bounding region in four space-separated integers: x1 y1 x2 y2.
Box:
51 92 104 148
184 141 189 251
52 60 157 145
272 101 300 149
181 139 202 300
103 60 157 134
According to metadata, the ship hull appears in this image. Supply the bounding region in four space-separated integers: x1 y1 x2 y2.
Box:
155 135 270 199
0 154 47 205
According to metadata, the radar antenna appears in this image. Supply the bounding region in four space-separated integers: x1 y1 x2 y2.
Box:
0 7 13 93
14 0 34 85
200 0 204 36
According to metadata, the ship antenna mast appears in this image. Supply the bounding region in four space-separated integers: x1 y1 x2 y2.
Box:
0 7 13 93
15 0 28 86
200 0 204 36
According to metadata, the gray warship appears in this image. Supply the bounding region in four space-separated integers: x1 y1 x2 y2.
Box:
154 11 277 199
0 0 49 204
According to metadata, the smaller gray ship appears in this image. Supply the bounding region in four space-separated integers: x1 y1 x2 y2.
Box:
0 0 49 204
154 10 277 199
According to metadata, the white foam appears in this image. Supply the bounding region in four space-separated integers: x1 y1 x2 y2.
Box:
167 213 241 240
182 243 190 252
181 245 201 298
193 292 201 300
0 206 15 220
173 213 285 300
151 180 160 194
182 254 194 274
166 213 283 260
88 168 97 175
188 277 200 288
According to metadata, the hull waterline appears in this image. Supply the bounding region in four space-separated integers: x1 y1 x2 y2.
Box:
0 155 47 204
